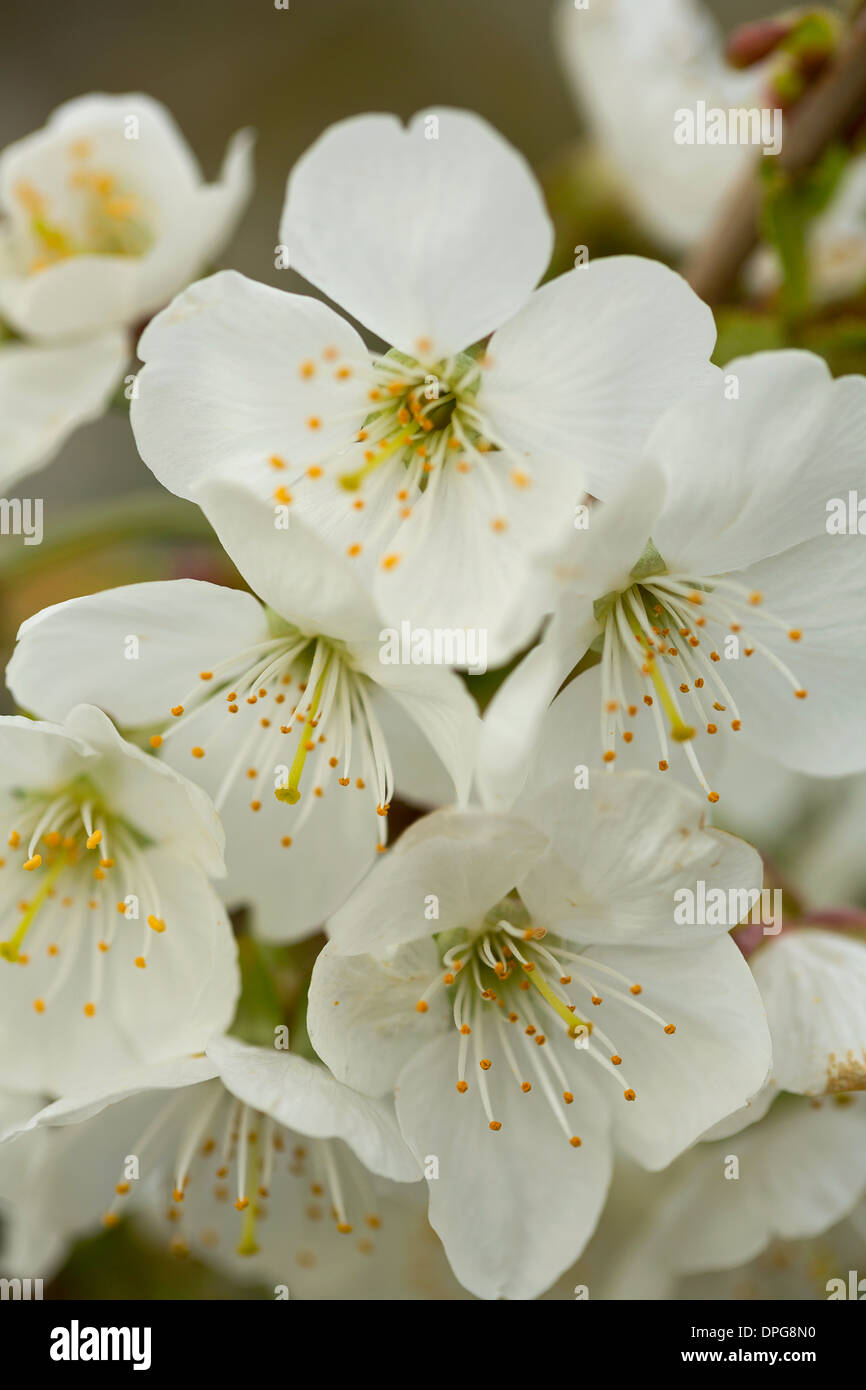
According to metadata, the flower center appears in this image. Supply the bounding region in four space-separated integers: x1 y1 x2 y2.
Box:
416 897 676 1140
157 630 393 849
336 348 485 496
103 1082 383 1261
595 568 806 802
14 139 153 275
0 778 164 1017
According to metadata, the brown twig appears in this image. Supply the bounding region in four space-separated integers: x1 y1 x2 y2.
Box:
683 7 866 305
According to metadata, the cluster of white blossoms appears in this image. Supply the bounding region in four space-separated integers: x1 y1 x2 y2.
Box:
0 78 865 1304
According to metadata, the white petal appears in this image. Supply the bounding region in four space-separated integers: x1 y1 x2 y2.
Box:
197 480 382 642
0 332 125 489
63 703 225 877
477 608 596 813
371 462 553 670
363 663 480 807
713 535 866 776
280 109 552 359
131 270 370 499
652 1095 866 1276
326 807 547 956
517 660 727 799
7 579 271 727
395 1033 612 1299
752 928 866 1096
0 713 94 794
307 938 447 1097
651 351 866 574
590 936 771 1169
7 1054 218 1133
0 849 237 1097
162 699 378 942
206 1036 420 1183
106 847 240 1060
519 769 763 947
480 256 717 498
370 687 459 809
477 463 666 810
186 126 255 271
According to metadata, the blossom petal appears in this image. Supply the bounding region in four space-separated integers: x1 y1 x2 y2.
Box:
5 1054 219 1133
62 703 225 878
206 1036 421 1183
710 534 866 775
160 698 378 941
362 663 480 807
480 256 717 499
752 928 866 1096
519 769 763 947
7 579 271 728
307 938 448 1097
0 714 94 794
651 351 866 575
0 332 126 489
371 462 554 670
0 848 237 1097
280 109 552 359
131 270 370 500
197 480 381 642
395 1033 611 1299
639 1095 866 1280
326 807 547 956
588 937 771 1169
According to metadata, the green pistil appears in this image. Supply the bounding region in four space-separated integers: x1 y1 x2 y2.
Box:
624 599 695 743
275 654 331 805
237 1130 261 1258
522 961 592 1033
339 426 416 491
0 853 68 962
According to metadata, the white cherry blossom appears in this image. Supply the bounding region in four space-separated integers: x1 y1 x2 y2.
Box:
128 108 716 664
306 765 770 1299
0 1038 447 1298
7 486 479 940
481 352 866 810
0 704 238 1095
0 94 252 341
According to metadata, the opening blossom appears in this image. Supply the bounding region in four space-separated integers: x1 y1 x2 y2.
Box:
128 108 716 663
0 704 238 1095
0 94 253 341
481 352 866 811
7 484 479 940
306 765 771 1299
0 93 252 486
